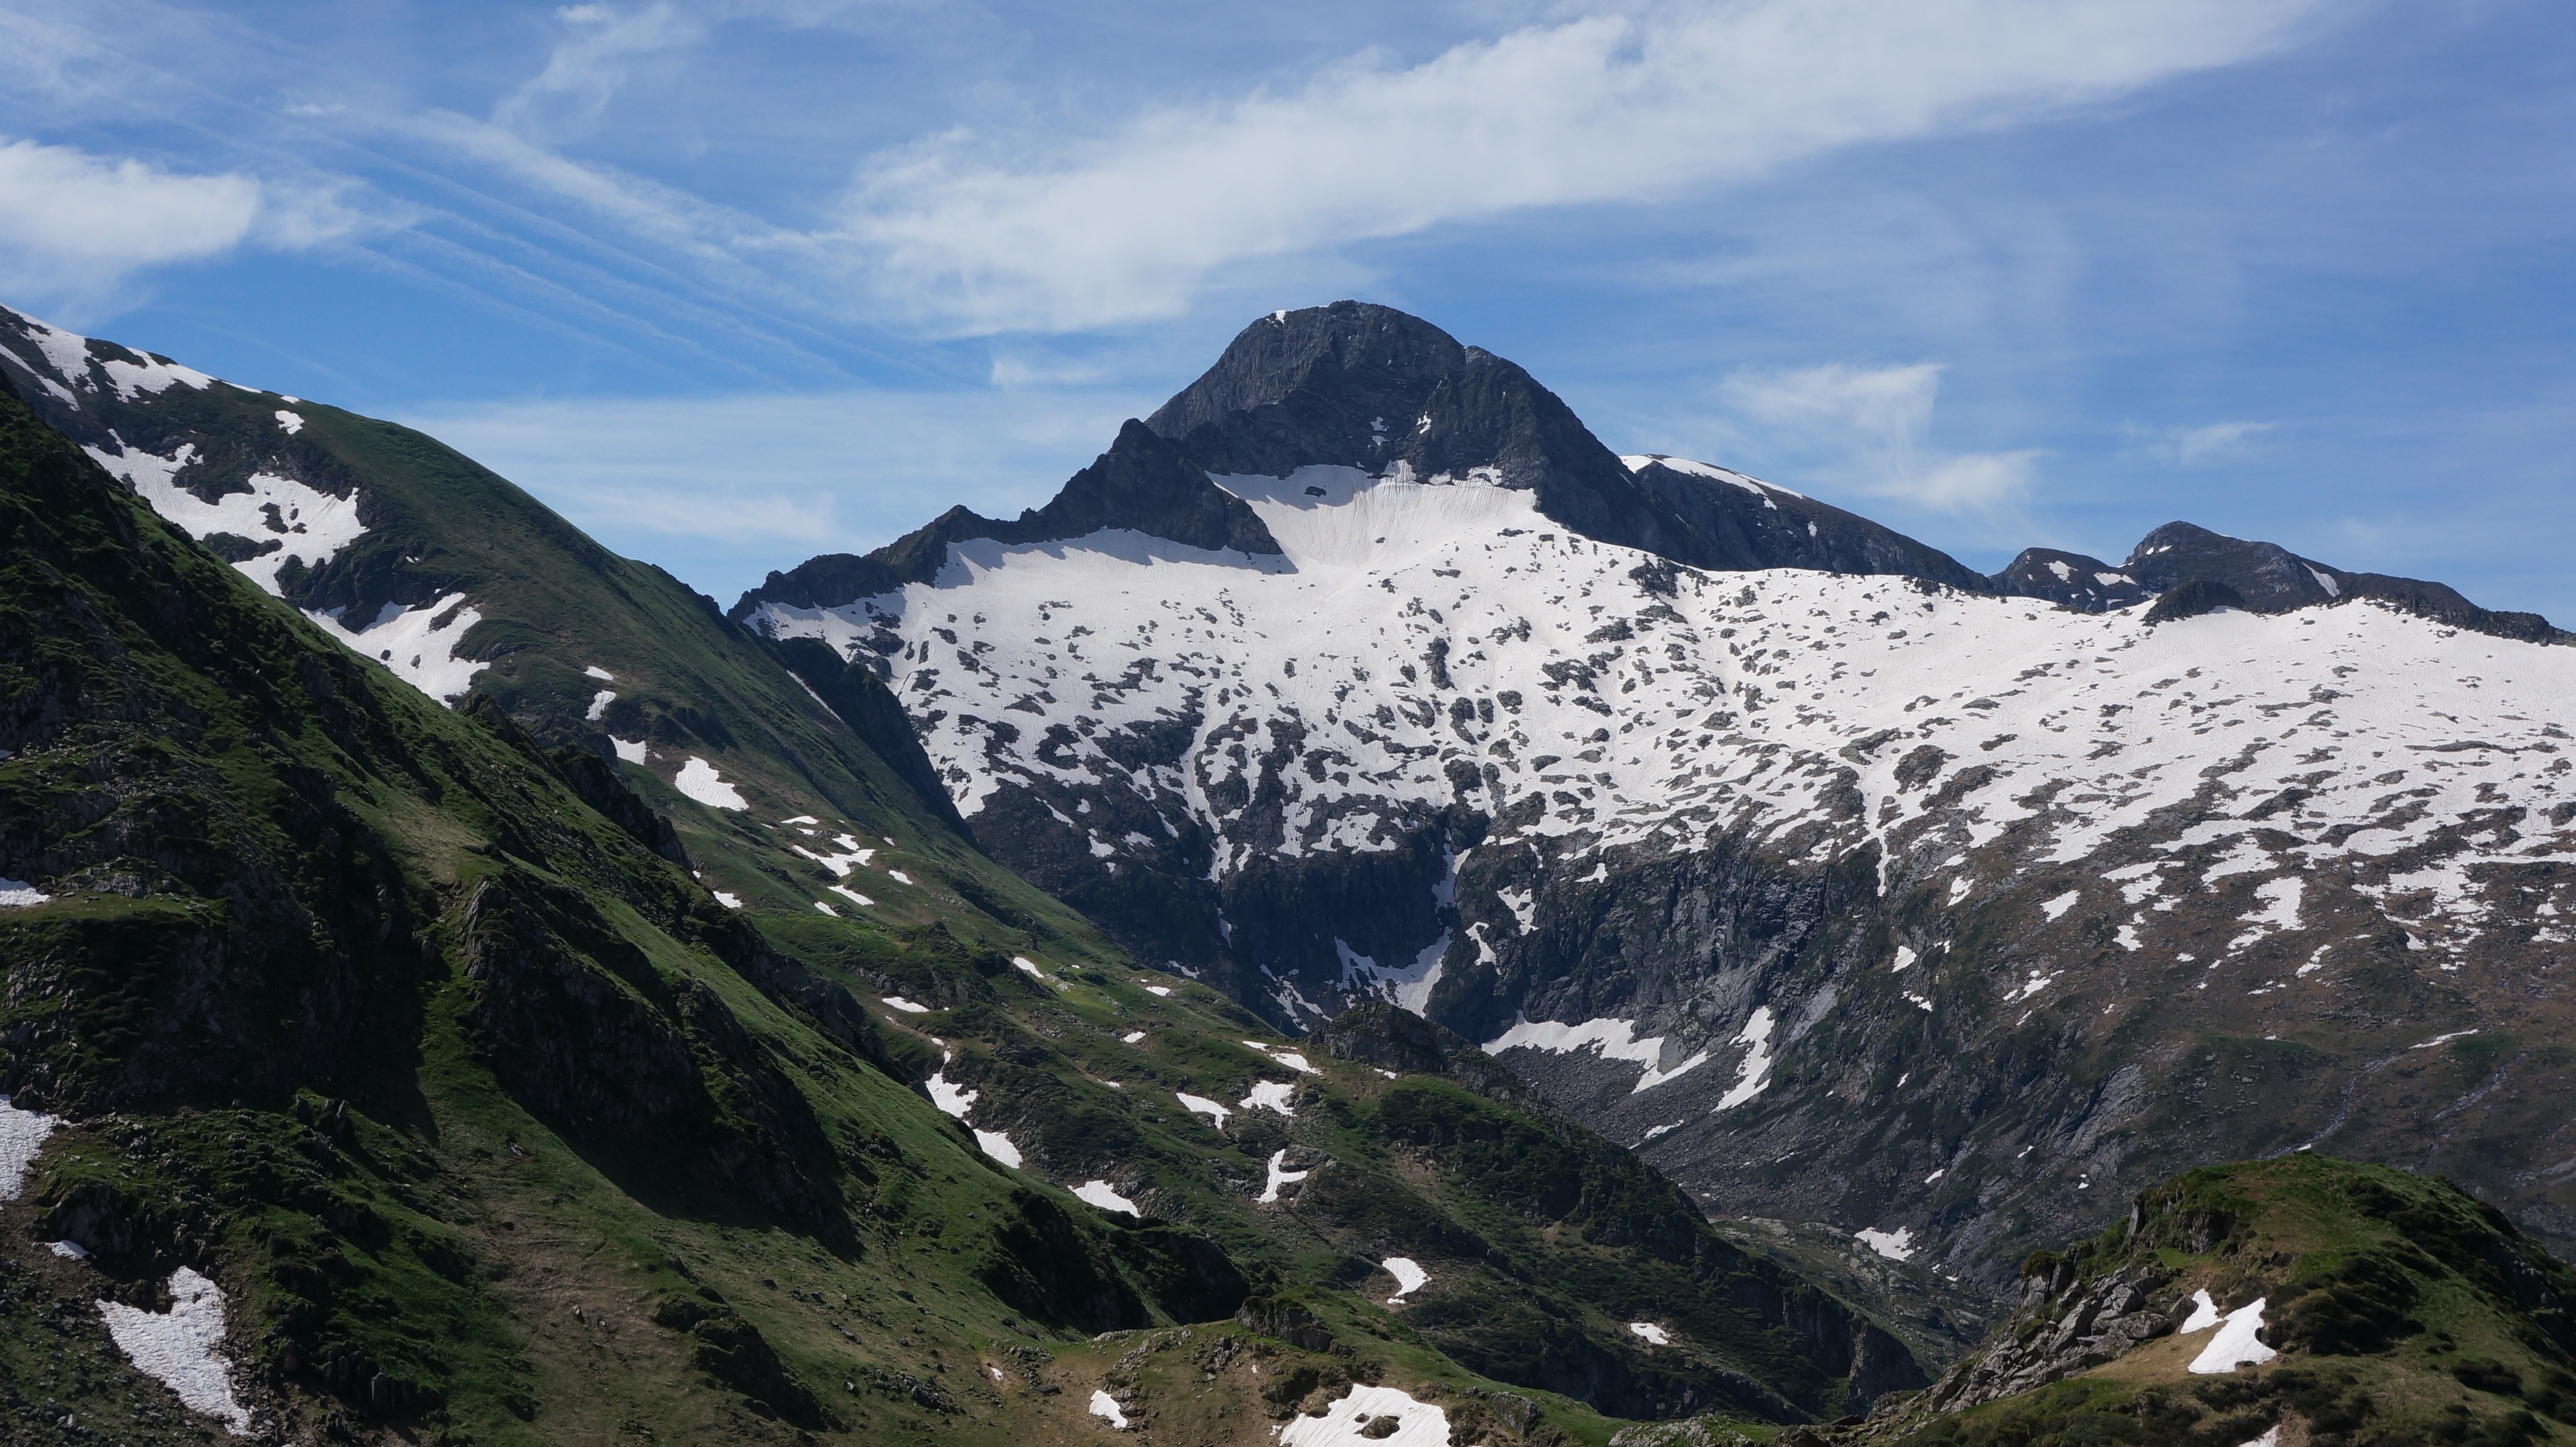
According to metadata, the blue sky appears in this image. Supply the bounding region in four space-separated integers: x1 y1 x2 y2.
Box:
1 0 2569 618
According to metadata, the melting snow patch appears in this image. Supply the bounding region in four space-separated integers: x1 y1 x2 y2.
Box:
584 665 615 681
1013 956 1045 978
2041 890 2081 921
1121 1030 1146 1044
1486 1014 1711 1094
1072 1180 1139 1215
305 594 486 704
0 877 51 908
2410 1029 2479 1051
585 689 616 721
1629 1322 1669 1346
1279 1385 1448 1447
2 1095 60 1200
2116 922 2142 951
1176 1093 1231 1130
1260 1149 1311 1203
1856 1227 1916 1261
2237 1427 2281 1447
1713 1006 1777 1111
98 1267 254 1435
711 891 742 909
828 884 874 909
1145 985 1173 997
882 997 930 1014
674 757 747 810
274 408 304 435
2188 1299 2277 1374
1245 1041 1322 1074
2180 1289 2223 1332
610 737 648 763
926 1073 978 1118
1380 1257 1428 1305
1892 945 1916 972
792 835 875 877
89 439 367 596
973 1129 1022 1168
811 901 837 917
1087 1389 1129 1429
1241 1080 1297 1117
49 1239 89 1259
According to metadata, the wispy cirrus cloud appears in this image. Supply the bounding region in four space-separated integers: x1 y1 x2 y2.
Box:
1720 361 2037 512
835 0 2327 333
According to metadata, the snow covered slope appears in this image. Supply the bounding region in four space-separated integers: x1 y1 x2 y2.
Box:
742 302 2576 1286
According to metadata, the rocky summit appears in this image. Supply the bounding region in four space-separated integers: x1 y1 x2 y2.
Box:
737 301 2576 1298
4 296 2574 1445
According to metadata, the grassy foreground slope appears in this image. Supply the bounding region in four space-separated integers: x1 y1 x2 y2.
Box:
0 369 1914 1441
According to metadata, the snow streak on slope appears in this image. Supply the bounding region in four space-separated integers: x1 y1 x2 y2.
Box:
82 439 367 597
746 462 2576 1019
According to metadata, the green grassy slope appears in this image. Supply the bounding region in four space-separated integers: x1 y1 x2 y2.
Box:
0 363 1916 1441
1866 1156 2576 1447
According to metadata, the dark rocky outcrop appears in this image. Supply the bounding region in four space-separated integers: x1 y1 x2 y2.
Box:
1985 547 2151 612
765 634 964 829
732 420 1280 615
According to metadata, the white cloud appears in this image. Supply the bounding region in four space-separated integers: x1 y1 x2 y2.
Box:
2166 419 2272 464
1721 361 2035 511
839 0 2324 332
0 137 371 314
0 138 259 304
496 3 704 143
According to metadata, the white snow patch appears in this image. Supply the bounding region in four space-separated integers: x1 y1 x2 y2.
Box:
1380 1257 1429 1305
2188 1299 2277 1374
1145 985 1173 997
97 1267 254 1435
674 757 747 810
304 594 485 704
1245 1041 1322 1074
610 737 649 764
812 901 837 917
49 1239 89 1259
1088 1389 1130 1429
882 997 930 1014
926 1073 978 1119
584 665 614 681
887 869 914 884
1072 1180 1139 1215
974 1129 1022 1167
1259 1149 1311 1203
1855 1227 1916 1261
1892 945 1917 972
791 835 875 877
273 408 304 435
585 689 616 721
1485 1014 1711 1094
2180 1289 2223 1332
1278 1384 1448 1447
1629 1322 1670 1345
2237 1427 2281 1447
1121 1030 1146 1044
2307 567 2340 599
828 884 874 909
1713 1007 1777 1111
1013 955 1045 978
1241 1080 1297 1117
2410 1029 2480 1051
711 891 742 909
0 877 51 908
89 440 368 596
2041 889 2081 921
1176 1093 1231 1130
1 1095 60 1200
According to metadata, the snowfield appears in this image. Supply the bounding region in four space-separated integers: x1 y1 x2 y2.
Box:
746 460 2576 1047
